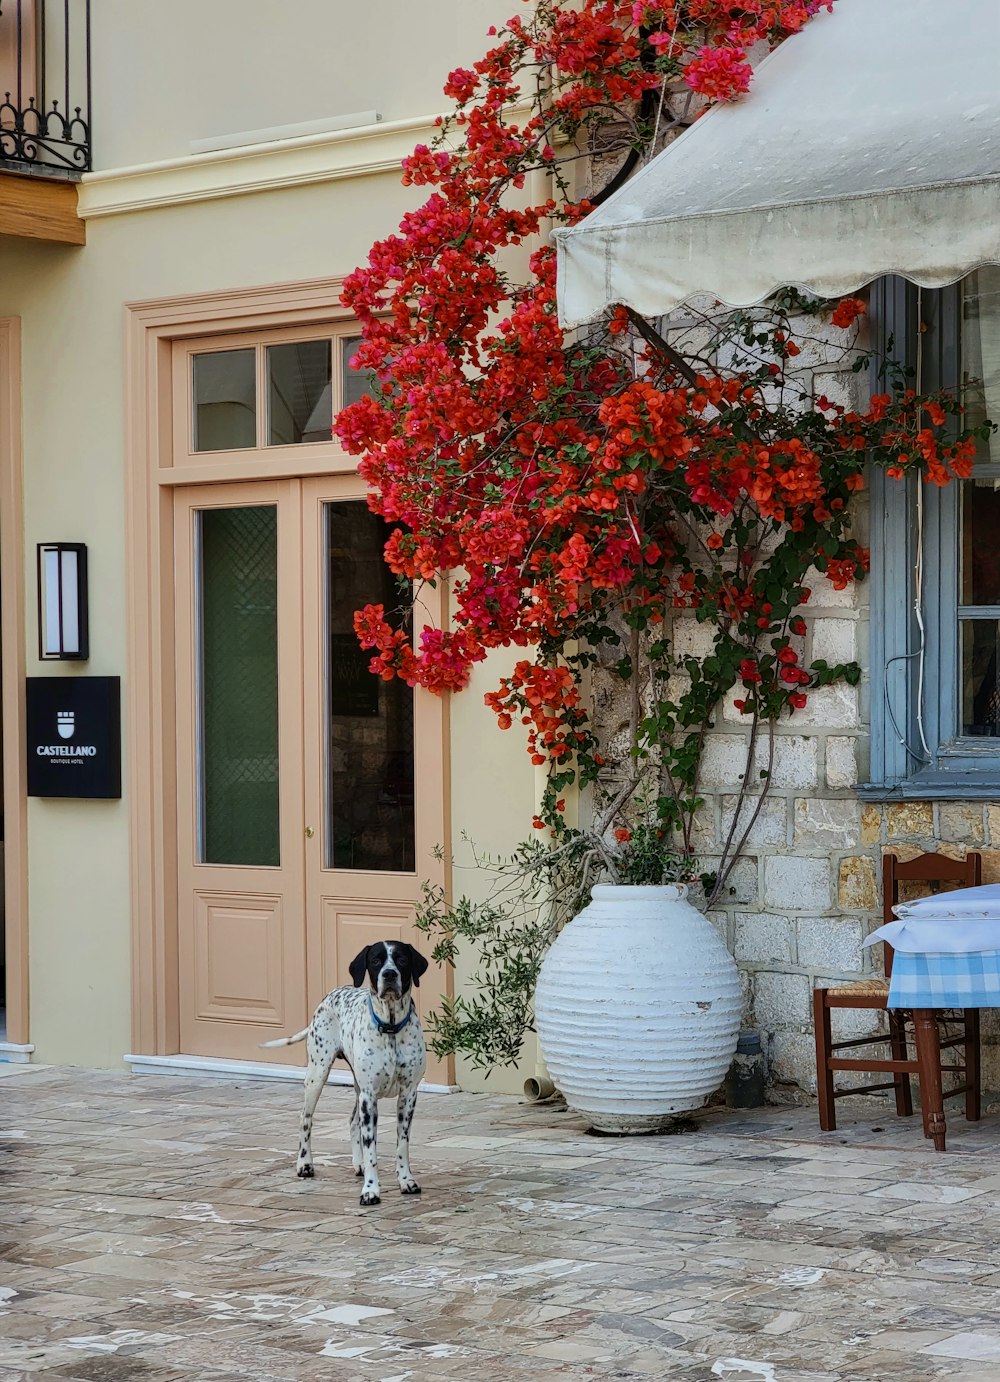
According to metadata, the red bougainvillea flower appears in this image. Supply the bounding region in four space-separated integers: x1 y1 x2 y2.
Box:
831 297 867 328
684 45 753 100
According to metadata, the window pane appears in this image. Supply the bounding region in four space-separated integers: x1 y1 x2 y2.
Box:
341 335 378 410
267 339 332 445
961 619 1000 737
962 268 1000 464
960 478 1000 604
326 502 414 872
192 349 256 452
199 506 280 865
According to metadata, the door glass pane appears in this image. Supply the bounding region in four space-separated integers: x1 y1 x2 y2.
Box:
961 478 1000 605
961 619 1000 737
192 349 256 452
326 502 414 871
341 335 378 410
198 506 280 865
267 340 333 445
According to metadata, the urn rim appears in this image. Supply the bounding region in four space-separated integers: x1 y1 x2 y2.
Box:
590 883 690 902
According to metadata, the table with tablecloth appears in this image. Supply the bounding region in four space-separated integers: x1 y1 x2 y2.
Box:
886 950 1000 1008
864 882 1000 1146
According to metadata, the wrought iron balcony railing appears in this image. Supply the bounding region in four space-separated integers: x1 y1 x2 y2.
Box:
0 0 90 175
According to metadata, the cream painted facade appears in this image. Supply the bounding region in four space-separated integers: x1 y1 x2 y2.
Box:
13 3 982 1114
0 0 537 1093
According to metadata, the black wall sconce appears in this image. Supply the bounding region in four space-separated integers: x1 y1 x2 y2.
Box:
37 542 89 661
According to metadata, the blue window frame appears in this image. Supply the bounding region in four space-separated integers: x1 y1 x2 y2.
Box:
865 273 1000 799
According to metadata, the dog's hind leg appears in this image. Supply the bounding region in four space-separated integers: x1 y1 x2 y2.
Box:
395 1087 421 1195
296 1044 336 1179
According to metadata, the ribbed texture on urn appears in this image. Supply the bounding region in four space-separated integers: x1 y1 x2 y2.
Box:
535 885 742 1133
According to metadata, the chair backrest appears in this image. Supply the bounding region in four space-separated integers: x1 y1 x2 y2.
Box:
881 851 982 977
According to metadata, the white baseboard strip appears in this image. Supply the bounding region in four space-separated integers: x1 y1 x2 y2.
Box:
0 1042 34 1064
125 1052 457 1094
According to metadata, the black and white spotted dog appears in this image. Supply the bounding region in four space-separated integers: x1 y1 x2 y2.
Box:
261 941 428 1206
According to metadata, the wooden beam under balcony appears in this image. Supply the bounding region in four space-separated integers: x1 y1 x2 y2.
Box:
0 172 85 246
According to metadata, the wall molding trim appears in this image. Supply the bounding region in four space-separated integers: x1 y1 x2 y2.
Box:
81 108 476 219
0 319 29 1048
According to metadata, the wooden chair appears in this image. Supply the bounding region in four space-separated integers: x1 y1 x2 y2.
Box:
813 851 982 1142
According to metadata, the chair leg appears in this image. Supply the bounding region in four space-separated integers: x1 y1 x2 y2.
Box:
965 1008 981 1123
888 1011 913 1117
813 989 836 1131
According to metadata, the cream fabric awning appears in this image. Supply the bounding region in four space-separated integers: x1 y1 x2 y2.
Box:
555 0 1000 328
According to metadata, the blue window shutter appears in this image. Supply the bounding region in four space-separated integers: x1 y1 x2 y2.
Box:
866 277 919 792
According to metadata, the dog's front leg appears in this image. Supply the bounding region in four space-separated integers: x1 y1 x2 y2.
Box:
396 1086 420 1195
357 1091 380 1205
350 1091 363 1178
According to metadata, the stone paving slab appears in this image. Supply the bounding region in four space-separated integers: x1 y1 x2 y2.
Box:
4 1066 1000 1378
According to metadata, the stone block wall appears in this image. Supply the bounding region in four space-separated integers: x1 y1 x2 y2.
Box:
670 559 882 1101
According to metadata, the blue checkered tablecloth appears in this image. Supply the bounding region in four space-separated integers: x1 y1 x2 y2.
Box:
887 950 1000 1008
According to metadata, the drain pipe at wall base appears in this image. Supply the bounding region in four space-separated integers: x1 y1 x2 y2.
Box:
523 1071 558 1102
524 1053 558 1103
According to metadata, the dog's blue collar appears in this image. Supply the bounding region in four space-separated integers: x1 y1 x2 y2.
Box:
368 994 414 1035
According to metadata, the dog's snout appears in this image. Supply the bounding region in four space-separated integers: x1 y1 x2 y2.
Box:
381 967 400 986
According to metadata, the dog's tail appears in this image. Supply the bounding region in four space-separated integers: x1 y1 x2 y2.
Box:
259 1026 310 1050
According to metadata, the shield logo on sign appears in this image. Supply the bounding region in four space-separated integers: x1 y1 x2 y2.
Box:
57 710 74 740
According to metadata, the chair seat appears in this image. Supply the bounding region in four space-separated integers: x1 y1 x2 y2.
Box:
824 979 889 998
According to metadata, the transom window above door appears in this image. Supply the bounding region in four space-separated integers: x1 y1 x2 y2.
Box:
173 327 373 468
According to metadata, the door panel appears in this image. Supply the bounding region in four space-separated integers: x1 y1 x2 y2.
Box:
174 482 307 1062
320 898 417 998
193 890 286 1025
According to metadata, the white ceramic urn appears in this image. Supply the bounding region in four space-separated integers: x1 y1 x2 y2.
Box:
534 884 742 1133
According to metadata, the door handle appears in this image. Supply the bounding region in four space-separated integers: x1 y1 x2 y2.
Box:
305 826 315 839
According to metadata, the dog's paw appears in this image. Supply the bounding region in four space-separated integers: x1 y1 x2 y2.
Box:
359 1186 381 1207
353 1165 364 1177
296 1163 315 1179
399 1178 421 1196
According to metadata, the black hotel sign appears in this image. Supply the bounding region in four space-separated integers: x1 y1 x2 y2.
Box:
27 676 121 799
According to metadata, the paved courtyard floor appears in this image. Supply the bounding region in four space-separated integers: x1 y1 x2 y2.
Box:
4 1066 1000 1380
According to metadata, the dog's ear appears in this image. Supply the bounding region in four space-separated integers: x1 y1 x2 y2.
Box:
405 944 430 987
348 947 370 988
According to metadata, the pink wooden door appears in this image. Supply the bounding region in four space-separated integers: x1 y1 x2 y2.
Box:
173 477 452 1080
